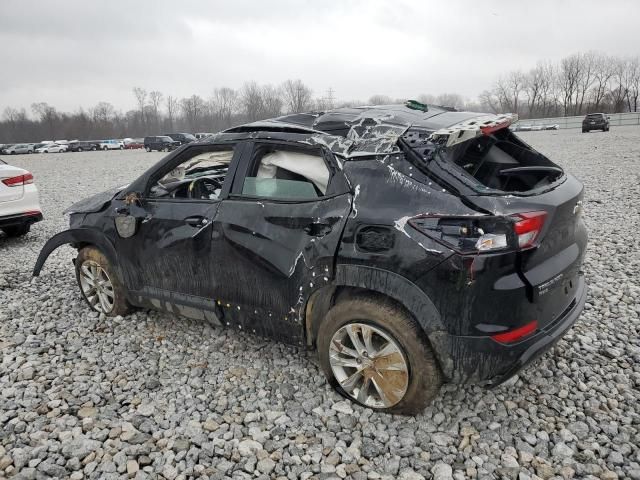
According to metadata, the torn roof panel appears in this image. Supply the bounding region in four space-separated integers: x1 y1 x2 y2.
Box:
217 104 516 159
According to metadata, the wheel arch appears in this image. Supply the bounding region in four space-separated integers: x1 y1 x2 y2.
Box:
305 264 446 346
33 228 119 277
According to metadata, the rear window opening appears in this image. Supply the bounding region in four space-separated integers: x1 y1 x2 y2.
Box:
443 129 563 193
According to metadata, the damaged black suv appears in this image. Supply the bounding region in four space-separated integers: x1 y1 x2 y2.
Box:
34 103 587 414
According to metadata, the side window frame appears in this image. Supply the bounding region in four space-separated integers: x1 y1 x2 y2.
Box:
229 140 349 203
138 141 247 203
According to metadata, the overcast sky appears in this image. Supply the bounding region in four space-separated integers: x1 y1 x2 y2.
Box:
1 0 639 114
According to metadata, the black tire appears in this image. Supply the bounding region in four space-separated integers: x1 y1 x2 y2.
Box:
582 129 587 133
145 146 151 152
91 146 97 151
75 246 132 317
120 145 124 150
27 150 33 154
2 224 30 237
78 147 83 152
102 146 108 151
317 295 442 415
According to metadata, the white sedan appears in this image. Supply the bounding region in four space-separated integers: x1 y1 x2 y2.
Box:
36 143 67 153
0 159 42 237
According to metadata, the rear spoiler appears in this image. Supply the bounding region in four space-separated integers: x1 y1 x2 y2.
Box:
429 114 518 147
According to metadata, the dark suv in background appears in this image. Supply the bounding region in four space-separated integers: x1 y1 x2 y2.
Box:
582 113 610 132
143 136 180 152
68 141 100 152
165 132 197 145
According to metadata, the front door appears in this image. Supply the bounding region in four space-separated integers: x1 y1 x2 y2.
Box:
113 143 241 304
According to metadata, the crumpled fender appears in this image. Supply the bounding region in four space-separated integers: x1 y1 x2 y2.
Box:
33 228 119 276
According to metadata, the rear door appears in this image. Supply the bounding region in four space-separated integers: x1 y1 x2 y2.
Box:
209 140 352 339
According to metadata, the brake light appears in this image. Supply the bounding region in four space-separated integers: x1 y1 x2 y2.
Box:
408 215 512 254
2 172 34 187
511 211 547 249
407 211 547 254
491 320 538 344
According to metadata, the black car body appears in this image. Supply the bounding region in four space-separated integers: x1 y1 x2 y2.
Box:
582 113 610 132
144 136 180 152
34 103 587 413
67 141 100 152
165 132 197 145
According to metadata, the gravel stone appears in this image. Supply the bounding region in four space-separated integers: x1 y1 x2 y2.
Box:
1 131 640 479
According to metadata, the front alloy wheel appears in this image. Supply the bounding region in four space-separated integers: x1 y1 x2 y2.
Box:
329 323 409 408
79 260 115 313
75 247 132 316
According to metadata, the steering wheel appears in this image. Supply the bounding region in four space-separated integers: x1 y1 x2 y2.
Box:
187 177 222 199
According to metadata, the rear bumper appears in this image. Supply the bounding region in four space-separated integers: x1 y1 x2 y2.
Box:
430 273 587 384
0 211 43 228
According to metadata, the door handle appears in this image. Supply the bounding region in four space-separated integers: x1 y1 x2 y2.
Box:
304 222 332 237
184 216 209 228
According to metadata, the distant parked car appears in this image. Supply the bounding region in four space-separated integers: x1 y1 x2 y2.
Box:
0 158 42 237
36 143 66 153
582 113 610 133
4 144 34 154
0 144 15 154
194 132 215 140
545 124 560 130
165 133 197 145
144 136 180 152
100 140 125 150
68 141 100 152
124 138 144 149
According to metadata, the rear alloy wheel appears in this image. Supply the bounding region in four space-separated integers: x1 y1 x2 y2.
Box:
75 247 131 316
2 224 30 237
78 147 83 152
145 146 151 152
318 296 442 414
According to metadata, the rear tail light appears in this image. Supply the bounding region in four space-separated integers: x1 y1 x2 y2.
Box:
511 211 547 249
491 320 538 344
408 211 547 254
2 172 34 187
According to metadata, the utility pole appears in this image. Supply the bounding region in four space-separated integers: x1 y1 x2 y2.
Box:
326 87 335 109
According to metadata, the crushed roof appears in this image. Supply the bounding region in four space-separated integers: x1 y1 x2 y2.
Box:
216 104 498 158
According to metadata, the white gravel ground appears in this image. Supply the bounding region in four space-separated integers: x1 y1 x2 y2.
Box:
1 127 639 480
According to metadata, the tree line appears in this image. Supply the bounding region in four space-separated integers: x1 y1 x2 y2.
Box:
479 52 640 118
1 51 639 143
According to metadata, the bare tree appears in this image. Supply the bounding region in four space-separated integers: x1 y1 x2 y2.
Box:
149 91 163 126
609 57 629 112
132 87 147 126
281 79 313 114
31 102 58 138
628 57 640 112
368 94 393 105
240 82 265 122
436 93 465 110
211 87 238 128
180 95 205 131
166 95 178 130
261 85 283 118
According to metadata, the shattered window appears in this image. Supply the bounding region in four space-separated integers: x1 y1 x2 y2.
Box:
241 148 330 200
149 148 233 200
